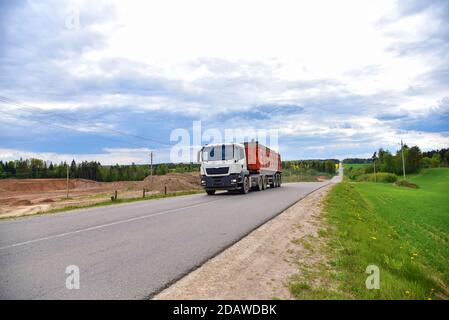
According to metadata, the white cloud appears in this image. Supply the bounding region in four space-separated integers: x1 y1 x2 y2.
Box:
1 0 448 160
0 147 165 165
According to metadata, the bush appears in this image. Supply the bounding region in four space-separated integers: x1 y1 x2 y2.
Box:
420 157 432 168
355 172 398 183
395 180 419 189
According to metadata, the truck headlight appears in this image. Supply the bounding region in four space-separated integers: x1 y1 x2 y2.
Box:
231 179 237 183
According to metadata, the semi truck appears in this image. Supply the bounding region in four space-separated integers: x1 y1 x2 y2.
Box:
198 141 282 195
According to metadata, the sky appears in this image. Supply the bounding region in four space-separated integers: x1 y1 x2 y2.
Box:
0 0 448 164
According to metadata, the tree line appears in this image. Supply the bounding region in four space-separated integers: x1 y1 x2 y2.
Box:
282 159 339 176
342 158 372 164
0 159 200 181
346 146 449 176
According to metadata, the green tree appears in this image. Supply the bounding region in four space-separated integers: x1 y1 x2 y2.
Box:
70 160 77 178
156 163 169 175
406 146 422 173
15 158 31 178
420 157 432 168
444 150 449 166
431 153 441 168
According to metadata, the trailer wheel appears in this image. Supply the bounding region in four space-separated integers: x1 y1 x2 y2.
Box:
240 176 250 194
273 174 279 187
206 190 216 195
270 176 275 188
257 176 263 191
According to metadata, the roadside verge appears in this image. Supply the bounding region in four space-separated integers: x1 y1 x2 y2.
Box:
154 183 335 300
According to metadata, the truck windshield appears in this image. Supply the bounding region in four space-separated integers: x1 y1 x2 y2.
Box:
202 145 234 161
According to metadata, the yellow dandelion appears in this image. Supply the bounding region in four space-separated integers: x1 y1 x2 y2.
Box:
405 291 410 294
412 253 418 256
427 298 432 300
370 236 377 240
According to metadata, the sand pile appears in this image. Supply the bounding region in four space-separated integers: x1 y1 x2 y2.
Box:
143 172 201 192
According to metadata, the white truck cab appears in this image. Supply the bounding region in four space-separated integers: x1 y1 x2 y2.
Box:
198 142 282 195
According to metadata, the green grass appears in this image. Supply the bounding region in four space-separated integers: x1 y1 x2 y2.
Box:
283 174 321 182
343 163 371 170
283 172 334 183
343 163 372 181
355 172 398 183
356 169 449 284
322 168 449 299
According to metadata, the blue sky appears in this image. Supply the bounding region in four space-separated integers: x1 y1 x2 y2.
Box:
0 0 448 164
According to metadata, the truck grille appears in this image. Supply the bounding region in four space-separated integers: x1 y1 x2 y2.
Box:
211 177 225 187
206 167 229 175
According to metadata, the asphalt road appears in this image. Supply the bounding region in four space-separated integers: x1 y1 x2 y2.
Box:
0 176 340 299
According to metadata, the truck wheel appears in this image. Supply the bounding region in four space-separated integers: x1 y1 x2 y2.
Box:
277 174 282 187
206 190 216 195
262 176 267 190
270 176 275 188
240 176 250 194
257 177 263 191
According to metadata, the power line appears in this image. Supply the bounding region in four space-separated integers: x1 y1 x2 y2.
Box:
0 95 171 146
0 108 153 150
0 95 172 147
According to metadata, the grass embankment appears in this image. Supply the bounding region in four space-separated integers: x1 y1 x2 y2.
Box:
3 190 203 220
49 190 204 213
283 171 335 183
289 168 449 299
344 163 371 170
283 174 331 183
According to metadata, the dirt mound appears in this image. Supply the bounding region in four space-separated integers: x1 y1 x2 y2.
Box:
144 172 201 192
12 199 32 206
0 173 202 218
0 179 100 192
0 173 200 194
39 198 55 203
395 180 419 189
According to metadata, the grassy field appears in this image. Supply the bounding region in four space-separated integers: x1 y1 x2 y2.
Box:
343 163 371 170
289 168 448 299
343 163 372 181
322 168 449 299
283 172 334 183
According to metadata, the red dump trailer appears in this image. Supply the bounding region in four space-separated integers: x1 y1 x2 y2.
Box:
244 141 282 174
199 141 282 195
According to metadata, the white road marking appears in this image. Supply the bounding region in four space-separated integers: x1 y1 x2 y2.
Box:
0 198 227 250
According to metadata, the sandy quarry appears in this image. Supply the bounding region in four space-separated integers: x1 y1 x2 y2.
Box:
0 172 201 218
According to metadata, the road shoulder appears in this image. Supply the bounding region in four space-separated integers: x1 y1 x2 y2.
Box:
154 183 334 300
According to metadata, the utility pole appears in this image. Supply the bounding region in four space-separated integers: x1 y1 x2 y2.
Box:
401 140 406 180
150 152 153 189
373 152 377 183
66 165 69 199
